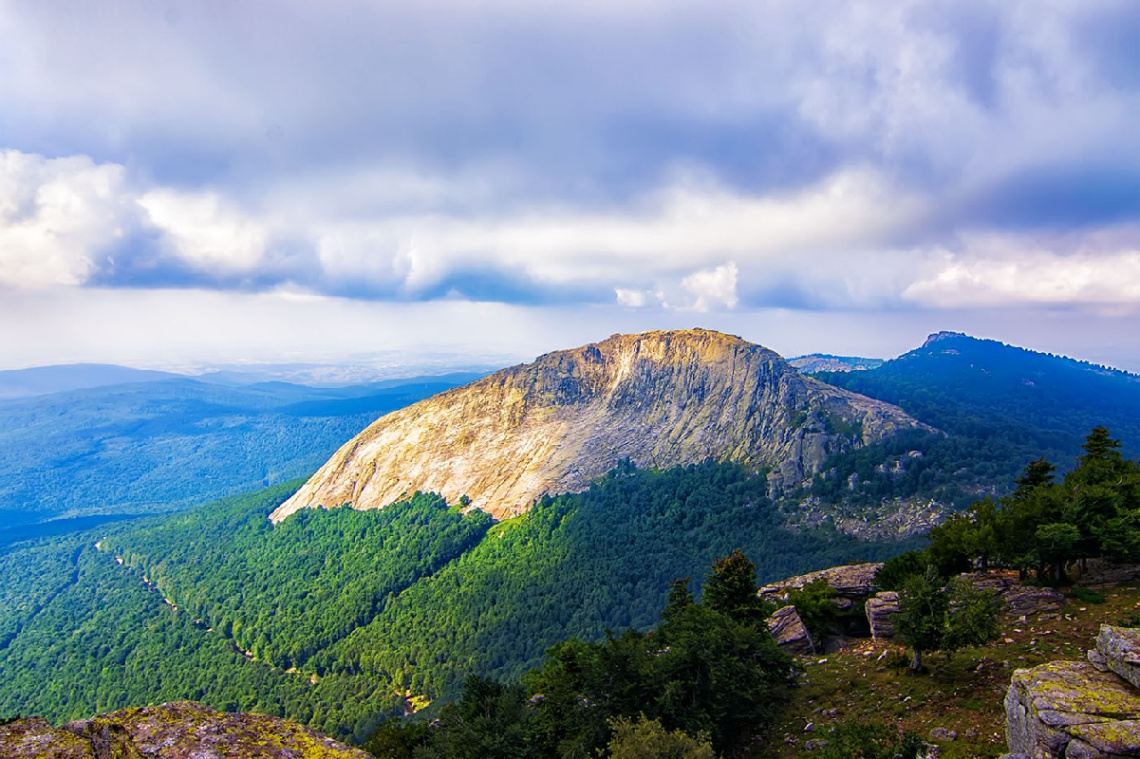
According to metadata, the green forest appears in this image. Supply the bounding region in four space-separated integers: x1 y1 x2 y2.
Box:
802 332 1140 510
0 374 474 529
0 461 909 743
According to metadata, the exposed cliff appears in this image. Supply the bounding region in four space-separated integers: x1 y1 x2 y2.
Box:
272 329 928 522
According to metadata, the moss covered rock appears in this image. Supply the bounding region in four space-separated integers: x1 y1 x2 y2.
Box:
1005 660 1140 758
0 701 370 758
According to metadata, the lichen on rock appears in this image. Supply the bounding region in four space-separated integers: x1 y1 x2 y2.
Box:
0 701 369 758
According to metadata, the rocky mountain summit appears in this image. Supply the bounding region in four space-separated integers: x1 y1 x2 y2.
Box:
273 329 927 522
0 700 369 758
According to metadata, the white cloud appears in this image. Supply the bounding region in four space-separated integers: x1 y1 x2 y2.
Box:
682 262 738 311
614 288 647 308
0 150 130 287
905 252 1140 306
902 227 1140 307
137 190 267 273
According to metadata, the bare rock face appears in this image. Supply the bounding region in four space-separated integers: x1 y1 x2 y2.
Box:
1005 660 1140 758
768 605 815 654
0 701 369 758
866 591 901 639
1096 625 1140 692
272 330 928 522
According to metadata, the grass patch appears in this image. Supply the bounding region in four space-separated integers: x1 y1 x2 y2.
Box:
1069 587 1107 604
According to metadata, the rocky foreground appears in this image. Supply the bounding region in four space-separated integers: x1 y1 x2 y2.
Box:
273 329 926 522
1004 626 1140 758
0 701 369 758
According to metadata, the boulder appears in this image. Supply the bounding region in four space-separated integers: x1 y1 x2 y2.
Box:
0 701 369 759
1095 625 1140 692
960 572 1065 619
760 563 883 602
1001 586 1065 619
768 605 816 654
866 591 900 639
1005 660 1140 758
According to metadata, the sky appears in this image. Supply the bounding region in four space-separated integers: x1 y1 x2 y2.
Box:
1 0 1139 375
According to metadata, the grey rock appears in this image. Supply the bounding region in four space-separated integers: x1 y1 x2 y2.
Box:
866 591 900 639
1087 649 1110 672
760 562 884 602
768 605 816 655
929 727 957 741
804 738 830 751
960 572 1065 618
1095 625 1140 691
1005 660 1140 758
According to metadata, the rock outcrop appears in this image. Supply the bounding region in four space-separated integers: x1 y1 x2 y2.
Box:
768 605 816 654
866 591 900 639
759 563 883 609
1004 660 1140 758
0 701 369 758
867 572 1066 641
272 330 928 522
959 572 1065 620
1095 626 1140 691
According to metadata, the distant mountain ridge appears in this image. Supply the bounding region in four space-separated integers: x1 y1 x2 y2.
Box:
0 373 481 533
788 354 885 373
0 363 184 399
273 329 928 522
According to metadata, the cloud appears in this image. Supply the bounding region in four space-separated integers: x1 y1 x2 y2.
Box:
2 2 1140 371
0 150 133 288
137 189 267 273
682 262 738 311
903 227 1140 306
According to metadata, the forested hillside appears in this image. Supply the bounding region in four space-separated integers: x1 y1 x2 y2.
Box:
802 332 1140 510
0 373 480 535
0 463 910 743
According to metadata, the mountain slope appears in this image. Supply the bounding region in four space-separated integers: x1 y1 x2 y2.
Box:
0 465 911 742
0 363 184 399
815 331 1140 459
274 329 927 522
798 332 1140 512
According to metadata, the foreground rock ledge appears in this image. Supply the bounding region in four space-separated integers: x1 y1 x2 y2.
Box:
1005 660 1140 758
0 700 370 758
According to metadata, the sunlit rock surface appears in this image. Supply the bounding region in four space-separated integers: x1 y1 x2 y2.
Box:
273 329 927 522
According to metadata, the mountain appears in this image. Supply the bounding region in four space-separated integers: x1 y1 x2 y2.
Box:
0 363 184 399
0 373 480 535
273 329 928 522
815 331 1140 458
788 354 884 373
799 331 1140 512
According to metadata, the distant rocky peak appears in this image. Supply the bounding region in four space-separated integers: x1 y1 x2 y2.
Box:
921 330 968 348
